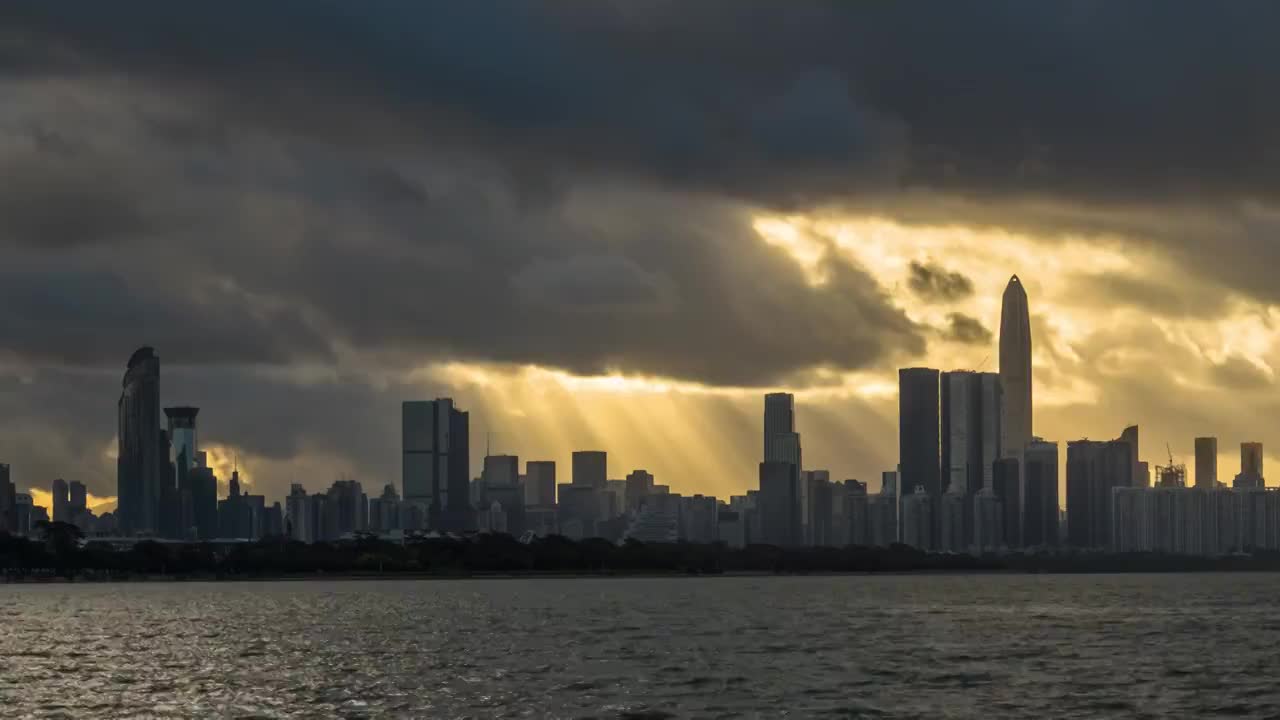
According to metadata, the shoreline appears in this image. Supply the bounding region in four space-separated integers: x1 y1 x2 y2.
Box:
7 567 1280 584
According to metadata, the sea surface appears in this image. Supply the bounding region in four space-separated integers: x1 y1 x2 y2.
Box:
1 573 1277 719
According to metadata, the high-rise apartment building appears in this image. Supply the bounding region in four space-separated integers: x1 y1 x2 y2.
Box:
1066 434 1132 548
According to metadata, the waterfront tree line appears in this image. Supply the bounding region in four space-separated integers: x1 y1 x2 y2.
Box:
5 521 1280 580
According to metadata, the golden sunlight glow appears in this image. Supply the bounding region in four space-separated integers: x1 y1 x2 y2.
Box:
752 216 830 285
203 443 251 491
27 488 117 514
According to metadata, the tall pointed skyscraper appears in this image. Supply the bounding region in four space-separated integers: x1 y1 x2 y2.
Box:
999 276 1032 459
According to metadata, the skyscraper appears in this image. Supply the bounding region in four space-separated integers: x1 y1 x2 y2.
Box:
1120 425 1142 488
758 460 799 546
999 275 1032 459
941 370 1002 496
1066 433 1132 548
525 461 556 507
482 454 525 536
164 407 199 469
118 347 162 535
51 478 69 523
402 398 473 531
572 451 608 489
763 393 795 461
1195 437 1218 488
68 480 87 516
0 464 15 533
899 367 940 547
1242 442 1264 481
1022 439 1060 547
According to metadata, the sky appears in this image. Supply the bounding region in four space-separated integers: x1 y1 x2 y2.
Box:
3 2 1280 508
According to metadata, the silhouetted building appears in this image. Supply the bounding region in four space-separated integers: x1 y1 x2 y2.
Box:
164 407 199 470
524 461 556 507
999 275 1032 459
1236 442 1265 488
941 370 1001 547
901 486 934 550
557 484 598 540
758 460 799 546
939 485 966 552
14 493 33 536
624 469 654 514
1024 439 1060 547
572 451 608 489
482 455 525 536
763 392 796 461
1066 434 1132 548
68 480 87 517
840 480 870 547
218 470 253 539
1119 425 1142 489
992 457 1021 548
325 479 368 538
118 347 163 536
1195 437 1218 489
680 494 718 543
802 470 833 546
716 508 746 548
368 484 403 533
899 367 940 547
972 487 1003 553
0 464 14 534
51 478 69 523
402 399 472 531
190 451 219 540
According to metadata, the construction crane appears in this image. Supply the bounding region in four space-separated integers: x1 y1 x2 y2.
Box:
1167 443 1175 467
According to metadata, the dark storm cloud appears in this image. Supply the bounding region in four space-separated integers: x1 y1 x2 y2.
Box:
907 261 975 303
941 313 993 346
6 1 1280 208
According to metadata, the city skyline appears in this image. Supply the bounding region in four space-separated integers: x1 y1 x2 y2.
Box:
7 5 1280 518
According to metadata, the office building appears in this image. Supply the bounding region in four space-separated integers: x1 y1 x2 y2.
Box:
999 275 1033 459
525 461 556 507
763 392 795 461
802 469 832 546
942 370 1002 495
118 346 163 535
401 399 472 531
1022 439 1059 547
51 478 69 523
68 480 87 517
14 493 33 536
717 509 747 548
1195 437 1218 489
624 469 654 514
189 452 219 540
557 484 599 540
0 464 15 534
758 460 799 546
572 451 607 489
482 455 524 536
899 367 940 547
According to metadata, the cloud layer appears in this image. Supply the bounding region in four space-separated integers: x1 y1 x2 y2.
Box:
2 3 1280 502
